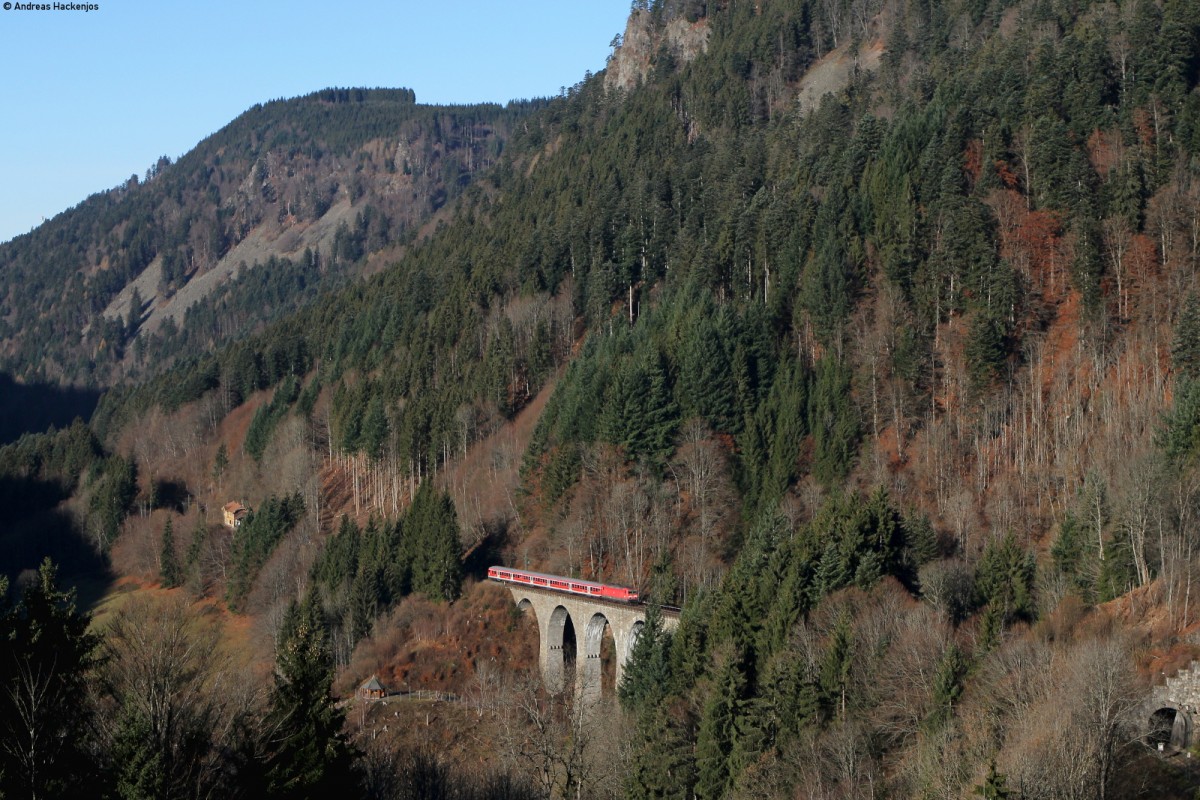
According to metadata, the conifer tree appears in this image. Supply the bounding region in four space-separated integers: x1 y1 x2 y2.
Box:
619 606 672 710
818 609 854 721
349 569 377 645
360 395 389 460
626 700 696 800
809 357 859 485
977 603 1003 654
974 761 1012 799
405 484 462 602
112 707 167 800
0 559 101 799
211 443 228 486
928 643 969 728
1158 379 1200 463
1051 511 1098 600
1172 293 1200 382
160 517 180 588
695 655 746 800
902 511 939 585
264 595 355 798
185 517 207 588
89 454 138 550
974 535 1036 624
678 311 735 432
126 286 144 340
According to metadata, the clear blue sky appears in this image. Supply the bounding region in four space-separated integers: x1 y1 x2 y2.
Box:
0 0 631 244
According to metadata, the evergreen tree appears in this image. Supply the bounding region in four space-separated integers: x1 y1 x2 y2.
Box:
741 357 808 510
1096 532 1137 602
626 700 697 800
264 595 356 798
809 357 860 485
1070 216 1105 316
974 760 1012 799
1172 293 1200 382
678 310 736 432
1158 378 1200 463
349 569 377 645
360 395 389 460
817 609 854 721
667 593 713 696
695 655 746 800
928 643 969 728
964 311 1008 394
974 535 1036 624
112 708 168 800
602 346 680 465
1052 511 1098 600
619 606 672 710
160 517 180 588
185 517 208 588
89 454 138 550
812 489 907 598
903 511 939 574
405 484 463 602
126 286 144 340
977 602 1004 654
0 559 101 799
227 493 305 608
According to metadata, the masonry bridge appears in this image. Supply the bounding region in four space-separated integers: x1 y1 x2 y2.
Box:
1145 659 1200 751
499 583 679 706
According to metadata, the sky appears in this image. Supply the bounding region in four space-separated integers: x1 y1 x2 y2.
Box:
0 0 632 244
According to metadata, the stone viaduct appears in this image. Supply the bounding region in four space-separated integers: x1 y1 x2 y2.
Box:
500 584 679 707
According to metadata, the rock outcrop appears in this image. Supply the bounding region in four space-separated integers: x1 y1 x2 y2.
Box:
605 9 709 93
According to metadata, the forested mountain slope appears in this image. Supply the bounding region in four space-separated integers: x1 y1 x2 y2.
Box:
3 0 1200 797
0 88 534 397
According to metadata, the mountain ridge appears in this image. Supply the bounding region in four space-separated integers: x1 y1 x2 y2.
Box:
0 87 537 392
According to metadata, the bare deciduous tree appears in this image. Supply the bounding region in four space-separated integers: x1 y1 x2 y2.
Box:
1000 636 1144 800
496 672 622 800
97 593 264 799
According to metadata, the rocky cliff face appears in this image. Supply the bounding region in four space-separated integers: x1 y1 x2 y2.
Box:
604 9 709 93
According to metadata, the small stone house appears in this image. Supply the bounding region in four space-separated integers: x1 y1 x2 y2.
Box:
358 675 387 701
222 501 248 529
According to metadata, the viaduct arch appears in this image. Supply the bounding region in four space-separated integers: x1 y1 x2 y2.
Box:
503 584 679 707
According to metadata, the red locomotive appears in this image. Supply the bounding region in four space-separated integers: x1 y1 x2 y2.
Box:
487 566 640 603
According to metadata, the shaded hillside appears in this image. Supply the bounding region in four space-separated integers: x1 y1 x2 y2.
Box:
0 372 100 445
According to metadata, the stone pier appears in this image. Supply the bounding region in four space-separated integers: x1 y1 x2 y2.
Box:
502 583 679 707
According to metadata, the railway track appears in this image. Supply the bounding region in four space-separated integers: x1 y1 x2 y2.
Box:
510 582 681 618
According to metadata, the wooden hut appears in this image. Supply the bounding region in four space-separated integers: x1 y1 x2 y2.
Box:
358 675 387 701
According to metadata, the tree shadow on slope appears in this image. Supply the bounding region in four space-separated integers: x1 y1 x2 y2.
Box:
462 518 517 582
0 373 101 446
0 475 113 608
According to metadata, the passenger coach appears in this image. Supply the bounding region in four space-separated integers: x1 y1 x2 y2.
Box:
487 566 640 603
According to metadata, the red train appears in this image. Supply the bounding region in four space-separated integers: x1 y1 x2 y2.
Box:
487 566 640 603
